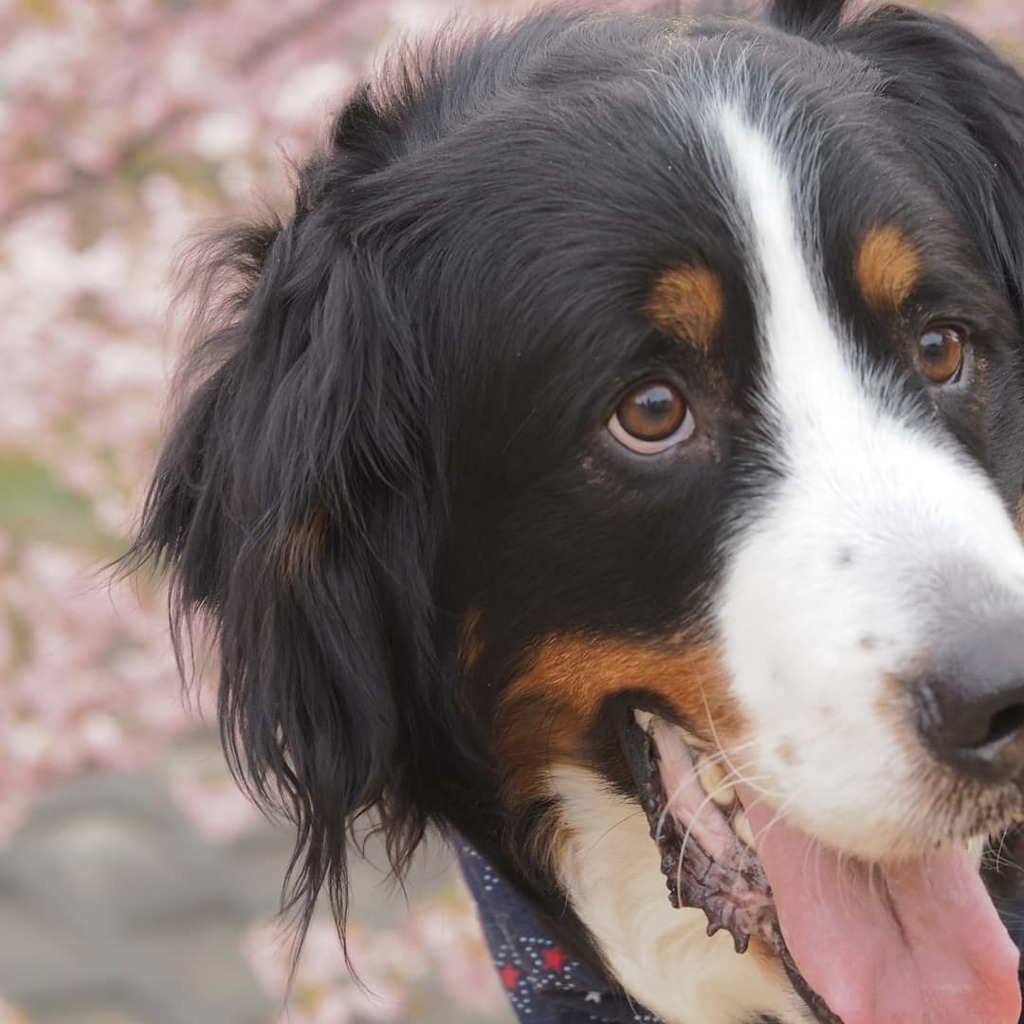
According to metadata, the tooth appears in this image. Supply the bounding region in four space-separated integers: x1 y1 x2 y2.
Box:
633 710 654 731
680 728 709 752
696 757 735 807
733 809 757 851
965 835 985 866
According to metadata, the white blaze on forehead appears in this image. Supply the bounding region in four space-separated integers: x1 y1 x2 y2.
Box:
716 104 851 434
712 103 1024 857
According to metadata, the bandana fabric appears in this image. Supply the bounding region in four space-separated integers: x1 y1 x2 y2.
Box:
461 838 1024 1024
458 843 661 1024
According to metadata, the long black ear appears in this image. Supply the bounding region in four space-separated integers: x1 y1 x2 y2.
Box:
126 134 444 948
768 0 847 33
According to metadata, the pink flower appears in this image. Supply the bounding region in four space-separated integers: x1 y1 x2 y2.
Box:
165 748 262 844
0 998 30 1024
242 874 508 1021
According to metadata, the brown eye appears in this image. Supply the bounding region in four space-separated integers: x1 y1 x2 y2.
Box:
917 325 965 385
608 381 695 454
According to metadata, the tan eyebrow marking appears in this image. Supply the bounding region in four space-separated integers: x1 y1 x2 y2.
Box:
645 265 725 350
856 225 921 310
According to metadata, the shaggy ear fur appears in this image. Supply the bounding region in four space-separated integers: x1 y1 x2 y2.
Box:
769 0 847 33
126 115 446 946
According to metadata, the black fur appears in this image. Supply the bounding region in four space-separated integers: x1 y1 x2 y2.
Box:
769 0 845 32
128 0 1024 1008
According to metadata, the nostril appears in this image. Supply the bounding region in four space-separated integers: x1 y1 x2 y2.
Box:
914 621 1024 781
916 674 1024 782
983 703 1024 748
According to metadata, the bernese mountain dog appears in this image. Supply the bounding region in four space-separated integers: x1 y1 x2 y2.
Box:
130 0 1024 1020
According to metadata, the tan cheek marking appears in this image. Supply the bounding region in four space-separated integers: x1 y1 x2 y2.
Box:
645 265 725 349
496 634 741 808
856 225 920 310
459 608 484 673
279 506 331 580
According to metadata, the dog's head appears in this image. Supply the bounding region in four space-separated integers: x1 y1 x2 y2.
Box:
133 0 1024 1020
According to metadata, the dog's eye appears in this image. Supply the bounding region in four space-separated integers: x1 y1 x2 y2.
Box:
609 381 695 454
917 325 965 385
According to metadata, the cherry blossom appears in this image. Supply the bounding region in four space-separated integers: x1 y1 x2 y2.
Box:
244 881 507 1022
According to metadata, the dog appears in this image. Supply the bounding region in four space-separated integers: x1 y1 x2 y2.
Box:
130 0 1024 1020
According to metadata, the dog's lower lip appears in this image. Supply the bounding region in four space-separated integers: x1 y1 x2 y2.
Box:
624 709 769 941
621 708 844 1024
630 709 756 845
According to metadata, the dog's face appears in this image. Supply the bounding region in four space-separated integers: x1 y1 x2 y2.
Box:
437 21 1024 1018
457 48 1024 853
134 3 1024 1023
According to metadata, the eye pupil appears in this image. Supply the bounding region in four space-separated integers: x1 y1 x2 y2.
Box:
917 326 965 384
617 382 686 442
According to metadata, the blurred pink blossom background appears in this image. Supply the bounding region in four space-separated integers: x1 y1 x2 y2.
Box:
1 0 1021 1020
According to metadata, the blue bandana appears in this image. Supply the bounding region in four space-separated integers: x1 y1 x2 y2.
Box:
458 842 662 1024
461 839 1024 1024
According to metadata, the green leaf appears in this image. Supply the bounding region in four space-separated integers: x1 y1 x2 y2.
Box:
0 454 110 548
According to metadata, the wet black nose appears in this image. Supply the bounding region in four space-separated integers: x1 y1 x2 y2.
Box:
916 622 1024 783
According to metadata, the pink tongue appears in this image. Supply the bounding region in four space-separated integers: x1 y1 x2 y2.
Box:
738 787 1020 1024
